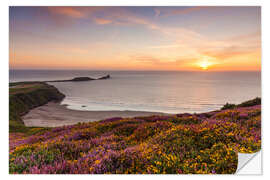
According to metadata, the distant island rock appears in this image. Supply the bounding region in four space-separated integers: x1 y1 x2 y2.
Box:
46 74 110 82
71 77 95 81
98 74 110 80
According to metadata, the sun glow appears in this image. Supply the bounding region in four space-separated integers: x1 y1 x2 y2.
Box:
197 59 214 70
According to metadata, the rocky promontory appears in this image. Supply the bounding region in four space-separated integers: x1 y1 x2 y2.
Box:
46 74 110 82
9 82 65 133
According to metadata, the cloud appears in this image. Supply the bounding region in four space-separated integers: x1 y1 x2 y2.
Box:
168 7 205 16
45 7 109 27
100 10 205 47
88 8 260 67
94 18 112 25
147 44 180 49
130 30 261 70
47 7 107 20
131 55 161 64
122 16 159 30
130 54 198 67
46 7 159 29
104 11 159 30
47 7 86 18
153 7 208 18
200 45 259 60
45 6 204 42
197 31 261 60
225 31 261 47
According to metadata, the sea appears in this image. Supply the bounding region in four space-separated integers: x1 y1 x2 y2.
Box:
9 70 261 114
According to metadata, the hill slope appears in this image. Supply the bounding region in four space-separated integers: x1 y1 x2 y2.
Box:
9 100 261 174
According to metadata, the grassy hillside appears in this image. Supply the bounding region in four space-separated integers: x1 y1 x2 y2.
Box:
9 100 261 174
9 82 65 133
221 97 261 110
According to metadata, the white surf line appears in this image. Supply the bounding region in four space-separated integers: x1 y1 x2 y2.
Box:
236 151 261 174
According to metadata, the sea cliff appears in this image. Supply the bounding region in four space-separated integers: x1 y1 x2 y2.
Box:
9 82 65 133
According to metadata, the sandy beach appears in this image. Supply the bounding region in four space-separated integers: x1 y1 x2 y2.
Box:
22 102 166 127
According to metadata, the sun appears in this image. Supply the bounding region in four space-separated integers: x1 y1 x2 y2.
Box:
198 61 212 70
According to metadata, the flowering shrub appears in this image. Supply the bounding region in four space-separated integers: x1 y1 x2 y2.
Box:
9 105 261 174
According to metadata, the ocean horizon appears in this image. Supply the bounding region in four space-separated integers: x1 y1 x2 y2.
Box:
9 69 261 114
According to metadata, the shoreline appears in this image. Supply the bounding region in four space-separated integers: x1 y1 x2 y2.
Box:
10 80 167 128
10 81 261 129
22 102 166 127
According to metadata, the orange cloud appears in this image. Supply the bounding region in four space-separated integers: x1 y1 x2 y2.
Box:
197 31 261 61
169 7 205 16
47 7 107 19
48 7 85 18
94 18 112 25
130 54 200 70
200 46 257 60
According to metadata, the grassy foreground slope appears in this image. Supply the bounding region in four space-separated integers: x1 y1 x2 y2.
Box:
9 95 261 174
9 82 65 133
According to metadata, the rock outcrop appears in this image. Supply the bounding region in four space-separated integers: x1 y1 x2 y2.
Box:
47 75 110 82
98 74 110 80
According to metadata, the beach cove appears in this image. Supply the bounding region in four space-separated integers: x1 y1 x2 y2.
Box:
22 102 165 127
9 80 261 174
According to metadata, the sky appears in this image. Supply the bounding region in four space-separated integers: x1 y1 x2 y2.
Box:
9 6 261 71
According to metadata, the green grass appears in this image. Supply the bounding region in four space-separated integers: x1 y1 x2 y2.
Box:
9 84 44 94
221 97 261 110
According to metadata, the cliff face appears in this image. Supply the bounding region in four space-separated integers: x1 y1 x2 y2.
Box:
9 82 65 132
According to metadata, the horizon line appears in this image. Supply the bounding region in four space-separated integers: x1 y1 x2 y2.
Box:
9 68 261 72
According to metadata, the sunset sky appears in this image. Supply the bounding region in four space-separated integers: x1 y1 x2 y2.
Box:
9 6 261 71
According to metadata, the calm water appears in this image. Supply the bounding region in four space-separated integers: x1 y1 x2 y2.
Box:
9 70 261 114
